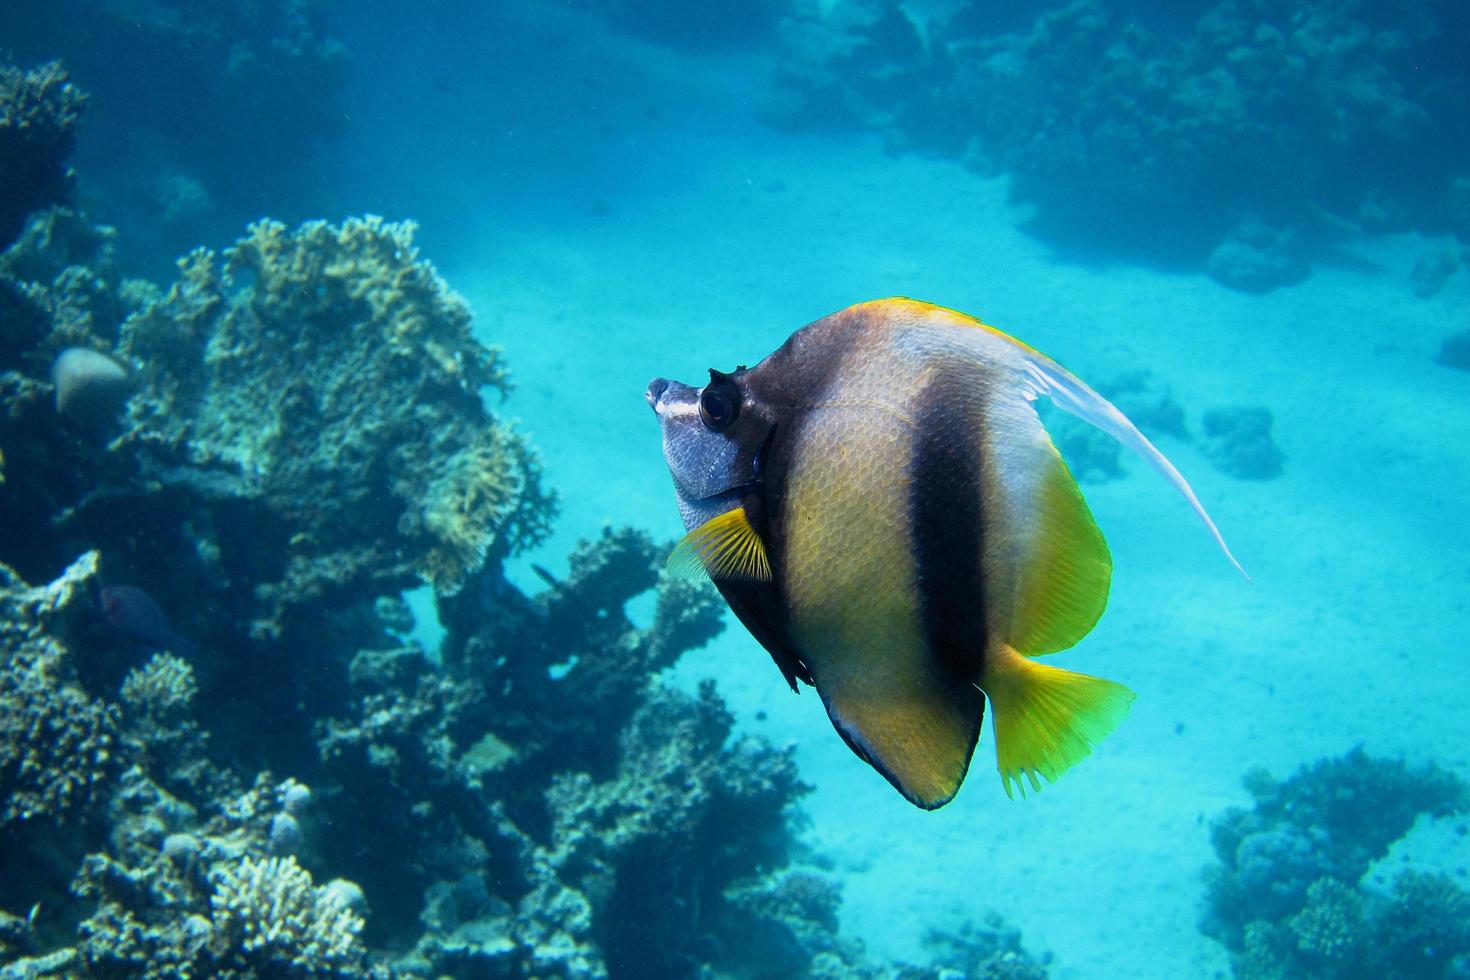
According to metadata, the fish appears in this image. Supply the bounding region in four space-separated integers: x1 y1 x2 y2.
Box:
100 584 198 659
645 298 1244 809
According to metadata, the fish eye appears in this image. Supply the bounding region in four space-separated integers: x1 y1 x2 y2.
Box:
699 373 740 432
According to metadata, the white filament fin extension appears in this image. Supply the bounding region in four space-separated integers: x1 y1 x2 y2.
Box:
1019 351 1250 581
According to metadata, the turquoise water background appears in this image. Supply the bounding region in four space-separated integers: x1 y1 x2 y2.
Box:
3 2 1468 976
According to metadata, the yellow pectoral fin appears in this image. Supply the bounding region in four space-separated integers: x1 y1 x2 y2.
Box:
983 644 1135 799
667 506 772 582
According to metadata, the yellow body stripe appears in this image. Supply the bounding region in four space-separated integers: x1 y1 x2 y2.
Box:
780 323 982 807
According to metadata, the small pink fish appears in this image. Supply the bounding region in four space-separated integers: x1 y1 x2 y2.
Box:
101 585 197 658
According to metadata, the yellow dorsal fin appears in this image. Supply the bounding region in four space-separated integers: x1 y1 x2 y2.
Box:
983 643 1135 799
1010 449 1113 656
668 506 772 582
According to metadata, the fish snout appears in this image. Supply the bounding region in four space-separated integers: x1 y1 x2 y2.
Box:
645 378 670 413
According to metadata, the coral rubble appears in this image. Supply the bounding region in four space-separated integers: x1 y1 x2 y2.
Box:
1203 748 1470 979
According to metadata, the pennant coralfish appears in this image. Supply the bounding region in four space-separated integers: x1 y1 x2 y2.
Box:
645 298 1244 809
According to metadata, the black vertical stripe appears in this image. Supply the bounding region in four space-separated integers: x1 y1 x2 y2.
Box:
910 377 989 682
726 305 873 691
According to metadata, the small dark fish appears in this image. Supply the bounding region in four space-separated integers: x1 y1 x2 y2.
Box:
101 585 197 658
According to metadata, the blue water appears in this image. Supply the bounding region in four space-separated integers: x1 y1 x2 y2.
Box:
1 2 1468 977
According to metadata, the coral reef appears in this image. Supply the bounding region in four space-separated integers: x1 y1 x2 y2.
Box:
0 206 558 783
0 60 84 252
771 0 1470 280
0 1 349 272
921 914 1053 979
0 523 1050 979
1201 406 1284 480
0 206 136 585
1203 748 1469 978
118 215 554 602
1436 329 1470 372
69 769 381 978
1206 221 1310 294
0 552 123 894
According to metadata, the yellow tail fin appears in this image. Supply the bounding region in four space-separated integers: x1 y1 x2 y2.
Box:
982 644 1135 799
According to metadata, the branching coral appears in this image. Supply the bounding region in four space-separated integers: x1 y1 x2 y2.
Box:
310 529 732 959
1374 871 1470 978
438 527 724 780
1287 878 1364 969
536 682 807 974
208 855 367 974
120 653 197 721
69 770 379 978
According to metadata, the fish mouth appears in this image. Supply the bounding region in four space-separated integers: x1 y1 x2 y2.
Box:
647 377 701 419
645 378 669 413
